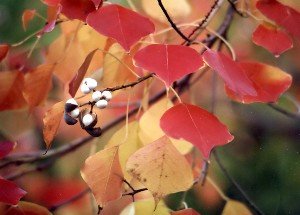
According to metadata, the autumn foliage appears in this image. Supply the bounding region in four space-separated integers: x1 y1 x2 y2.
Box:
0 0 299 214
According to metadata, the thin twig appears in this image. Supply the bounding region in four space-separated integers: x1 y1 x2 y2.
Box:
268 103 300 120
157 0 191 43
226 0 247 17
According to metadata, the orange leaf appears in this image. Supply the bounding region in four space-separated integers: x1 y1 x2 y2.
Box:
0 71 27 111
22 9 36 31
23 64 55 109
126 136 193 204
81 146 124 207
43 101 64 149
0 44 9 62
4 201 51 215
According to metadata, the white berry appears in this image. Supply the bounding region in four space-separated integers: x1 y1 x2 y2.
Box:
102 91 112 101
92 91 102 102
66 98 78 106
80 84 91 94
70 108 80 118
84 78 97 90
96 99 108 109
82 113 94 127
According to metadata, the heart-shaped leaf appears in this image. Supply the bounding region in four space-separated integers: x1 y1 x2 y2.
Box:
252 24 293 56
134 44 204 86
87 4 155 51
160 103 234 158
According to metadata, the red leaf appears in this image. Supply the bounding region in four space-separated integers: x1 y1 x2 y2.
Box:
22 9 36 31
0 44 9 63
0 178 26 205
252 24 293 56
256 0 300 39
0 141 16 159
69 49 98 97
203 50 257 98
0 71 27 111
41 5 62 34
134 44 204 86
87 4 155 51
160 103 234 158
91 0 103 8
225 62 292 103
61 0 96 21
171 208 201 215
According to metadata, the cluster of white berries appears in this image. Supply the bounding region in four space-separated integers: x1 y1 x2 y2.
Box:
63 78 113 137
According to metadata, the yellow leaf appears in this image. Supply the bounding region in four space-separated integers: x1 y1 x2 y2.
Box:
102 42 137 87
222 200 252 215
142 0 191 24
126 136 193 203
23 64 55 109
139 98 193 154
106 121 143 180
0 70 27 111
81 146 124 207
43 101 64 149
120 199 170 215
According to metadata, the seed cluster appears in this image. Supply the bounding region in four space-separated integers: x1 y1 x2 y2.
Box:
64 78 113 137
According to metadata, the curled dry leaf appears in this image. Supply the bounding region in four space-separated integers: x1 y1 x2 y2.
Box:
0 71 27 111
226 62 292 103
22 9 36 31
87 4 155 51
43 101 65 149
0 141 16 159
3 201 51 215
134 44 204 87
81 146 124 207
203 49 257 99
0 178 27 205
256 0 300 39
222 200 252 215
139 98 193 154
160 103 234 158
252 24 293 56
126 136 194 204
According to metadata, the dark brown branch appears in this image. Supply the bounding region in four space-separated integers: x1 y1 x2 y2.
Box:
226 0 247 17
213 150 264 215
157 0 191 43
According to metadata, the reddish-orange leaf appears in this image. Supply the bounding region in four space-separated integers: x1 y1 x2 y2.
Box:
42 0 61 6
171 208 201 215
160 103 234 158
203 50 257 98
4 201 51 215
61 0 96 21
0 71 27 111
0 141 16 159
87 4 155 51
81 146 124 207
43 101 65 149
256 0 300 39
91 0 103 8
22 9 36 31
134 44 203 86
226 62 292 103
69 49 98 97
0 44 9 63
252 24 293 56
0 179 26 205
23 64 54 109
42 5 62 33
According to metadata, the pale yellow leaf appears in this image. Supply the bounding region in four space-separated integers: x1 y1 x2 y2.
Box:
222 200 252 215
139 98 193 154
120 199 170 215
142 0 191 23
81 146 124 207
126 136 193 203
106 121 143 180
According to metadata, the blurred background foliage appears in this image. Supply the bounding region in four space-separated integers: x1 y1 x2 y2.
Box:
0 0 299 215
